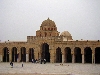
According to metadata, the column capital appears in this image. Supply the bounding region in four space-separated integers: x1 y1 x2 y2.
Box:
91 47 95 50
91 47 95 54
70 47 74 55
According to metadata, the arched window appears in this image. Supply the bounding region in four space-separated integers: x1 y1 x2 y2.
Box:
48 28 50 30
51 28 53 30
40 34 41 37
45 32 47 37
45 28 46 31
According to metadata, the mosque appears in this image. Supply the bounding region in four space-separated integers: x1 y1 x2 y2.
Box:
0 18 100 64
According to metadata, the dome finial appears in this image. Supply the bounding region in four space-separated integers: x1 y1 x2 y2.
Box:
47 17 50 20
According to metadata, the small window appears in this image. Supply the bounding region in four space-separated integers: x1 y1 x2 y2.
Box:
48 28 50 30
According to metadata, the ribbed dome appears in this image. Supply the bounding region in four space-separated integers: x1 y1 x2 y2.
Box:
60 31 71 36
41 18 56 26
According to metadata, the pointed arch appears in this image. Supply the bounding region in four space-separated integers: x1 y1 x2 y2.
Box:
84 47 92 63
29 48 34 62
3 47 9 62
12 47 17 62
20 47 26 62
64 47 72 63
56 47 62 63
41 43 50 62
95 47 100 64
74 47 82 63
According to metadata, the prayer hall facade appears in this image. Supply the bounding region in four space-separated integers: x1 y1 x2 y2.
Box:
0 18 100 64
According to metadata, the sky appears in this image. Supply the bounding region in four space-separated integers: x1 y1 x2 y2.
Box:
0 0 100 42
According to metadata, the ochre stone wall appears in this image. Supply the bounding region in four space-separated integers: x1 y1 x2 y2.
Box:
0 18 100 64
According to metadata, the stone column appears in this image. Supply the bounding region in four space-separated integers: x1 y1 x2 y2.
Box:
61 47 64 63
0 48 2 62
62 54 64 63
26 54 29 62
81 48 85 64
9 48 11 62
82 54 84 64
72 54 75 63
94 54 95 64
92 54 95 64
17 47 21 62
92 48 95 64
26 48 29 62
0 55 2 62
71 47 75 63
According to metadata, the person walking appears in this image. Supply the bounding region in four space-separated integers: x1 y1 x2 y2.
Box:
10 61 13 68
22 61 23 67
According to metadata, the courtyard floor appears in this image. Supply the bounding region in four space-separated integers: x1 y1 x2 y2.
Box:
0 62 100 75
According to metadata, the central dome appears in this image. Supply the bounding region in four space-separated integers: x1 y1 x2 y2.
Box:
41 18 56 26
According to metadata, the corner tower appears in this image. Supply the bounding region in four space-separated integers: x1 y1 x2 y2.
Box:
36 18 60 37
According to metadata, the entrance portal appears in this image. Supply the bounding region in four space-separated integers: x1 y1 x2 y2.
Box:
12 47 17 62
3 47 9 62
56 47 62 63
21 47 26 62
41 43 50 62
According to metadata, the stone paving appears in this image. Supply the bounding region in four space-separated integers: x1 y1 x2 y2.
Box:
0 62 100 75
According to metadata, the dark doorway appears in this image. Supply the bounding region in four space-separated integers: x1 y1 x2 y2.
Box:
95 47 100 64
84 47 92 63
12 47 17 62
74 47 82 63
56 47 62 63
64 47 72 63
21 47 26 62
41 43 50 62
29 48 34 62
3 47 9 62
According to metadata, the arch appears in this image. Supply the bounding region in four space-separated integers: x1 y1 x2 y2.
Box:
41 43 50 62
84 47 92 63
45 28 46 30
51 28 53 30
64 47 72 63
45 32 47 37
48 28 50 30
95 47 100 64
29 48 34 62
3 47 9 62
74 47 82 63
12 47 17 62
20 47 26 62
56 47 62 63
40 34 41 37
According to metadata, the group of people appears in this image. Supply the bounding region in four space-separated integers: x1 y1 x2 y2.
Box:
10 58 46 68
31 58 46 64
40 58 46 64
31 59 38 63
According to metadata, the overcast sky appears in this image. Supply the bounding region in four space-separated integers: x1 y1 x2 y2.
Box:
0 0 100 42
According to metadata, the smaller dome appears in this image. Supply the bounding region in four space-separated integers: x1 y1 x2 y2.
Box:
60 31 71 36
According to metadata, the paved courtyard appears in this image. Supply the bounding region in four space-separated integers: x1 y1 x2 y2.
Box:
0 62 100 75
